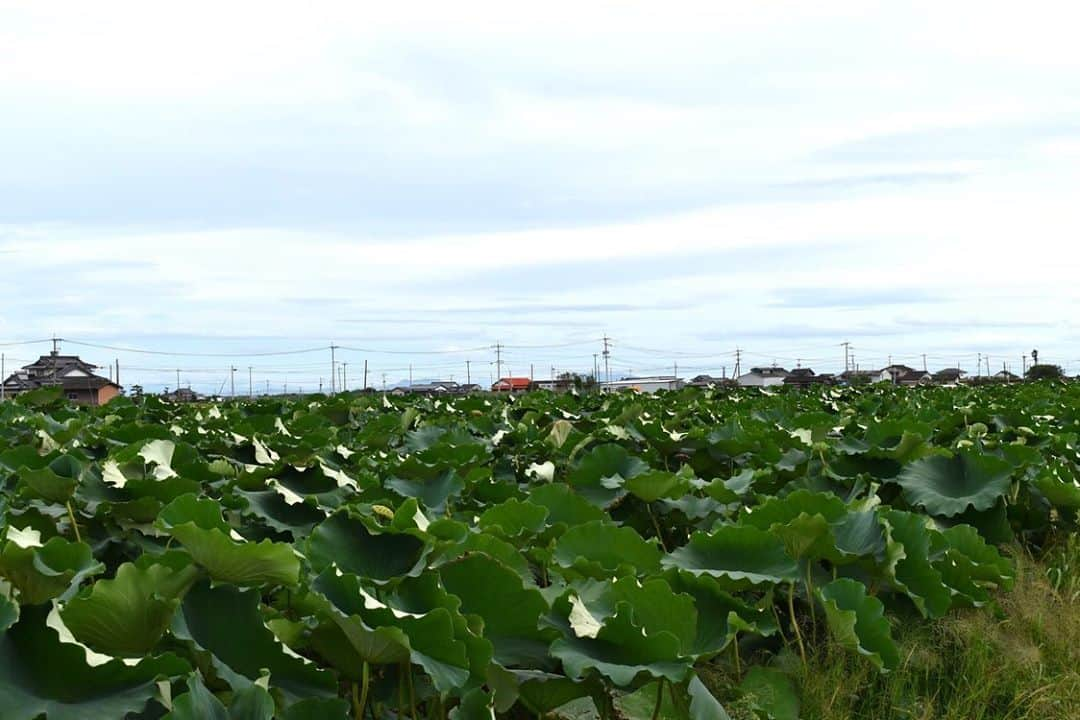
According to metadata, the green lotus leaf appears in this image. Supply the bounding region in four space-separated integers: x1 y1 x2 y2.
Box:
440 531 533 582
550 601 689 687
615 679 682 720
665 571 777 655
818 578 899 672
661 525 799 587
439 553 552 668
1032 462 1080 510
306 511 428 583
567 577 698 656
0 603 189 720
158 495 299 587
282 697 351 719
311 569 471 691
527 483 607 528
622 467 693 503
509 670 590 714
60 560 200 657
880 509 952 618
893 450 1013 517
0 536 104 605
567 444 648 507
934 524 1015 606
553 521 663 579
17 459 80 503
174 580 337 703
740 490 847 530
449 686 496 720
165 673 228 719
478 498 549 538
0 594 18 633
235 488 326 539
688 673 733 720
830 509 885 561
739 666 799 720
386 466 464 513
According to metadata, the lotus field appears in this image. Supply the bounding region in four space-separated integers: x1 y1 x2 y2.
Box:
1 382 1078 719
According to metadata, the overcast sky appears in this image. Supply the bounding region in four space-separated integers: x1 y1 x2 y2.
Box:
2 1 1079 390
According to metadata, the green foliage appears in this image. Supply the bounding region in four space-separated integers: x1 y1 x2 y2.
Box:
0 382 1076 717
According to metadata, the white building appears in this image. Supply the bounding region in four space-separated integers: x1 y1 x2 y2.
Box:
736 367 789 387
602 376 684 393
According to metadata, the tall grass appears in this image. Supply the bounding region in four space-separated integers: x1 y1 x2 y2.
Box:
789 539 1080 720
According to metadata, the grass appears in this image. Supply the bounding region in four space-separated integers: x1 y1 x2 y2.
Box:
706 534 1080 720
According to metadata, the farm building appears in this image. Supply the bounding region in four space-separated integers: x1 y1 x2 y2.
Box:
1 352 121 405
783 368 836 388
391 381 461 396
491 377 531 393
602 376 684 393
737 367 789 387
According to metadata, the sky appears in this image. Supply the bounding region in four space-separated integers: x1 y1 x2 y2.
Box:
2 1 1079 391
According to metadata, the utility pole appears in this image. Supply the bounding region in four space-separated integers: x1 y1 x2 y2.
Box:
248 366 253 398
363 359 368 390
674 360 678 379
530 363 534 382
330 343 337 394
116 359 120 387
319 378 323 393
602 335 611 387
466 360 471 385
1022 354 1027 377
409 364 413 388
922 354 927 372
176 369 181 391
381 373 387 391
265 379 270 395
734 347 742 378
977 353 982 379
841 341 851 373
230 366 237 397
342 362 348 392
494 343 503 387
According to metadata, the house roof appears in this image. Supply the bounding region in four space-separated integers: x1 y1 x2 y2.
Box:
492 377 531 390
2 353 118 393
746 367 789 376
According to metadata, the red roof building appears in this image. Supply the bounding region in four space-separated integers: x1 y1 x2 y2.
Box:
491 377 531 392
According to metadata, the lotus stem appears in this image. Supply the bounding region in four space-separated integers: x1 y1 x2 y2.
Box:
651 678 665 720
647 504 669 552
65 501 81 543
352 662 369 720
732 633 741 677
806 561 817 638
788 581 807 667
406 663 417 720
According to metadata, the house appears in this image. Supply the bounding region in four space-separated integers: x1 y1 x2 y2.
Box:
736 367 789 387
993 370 1021 383
687 374 731 388
932 368 966 384
391 381 461 396
602 376 684 393
838 369 880 385
458 384 482 394
782 368 835 388
1 352 121 405
876 365 932 386
162 387 200 403
491 377 531 393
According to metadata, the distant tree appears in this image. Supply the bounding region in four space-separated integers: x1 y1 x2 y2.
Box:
129 384 145 398
1026 364 1064 381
